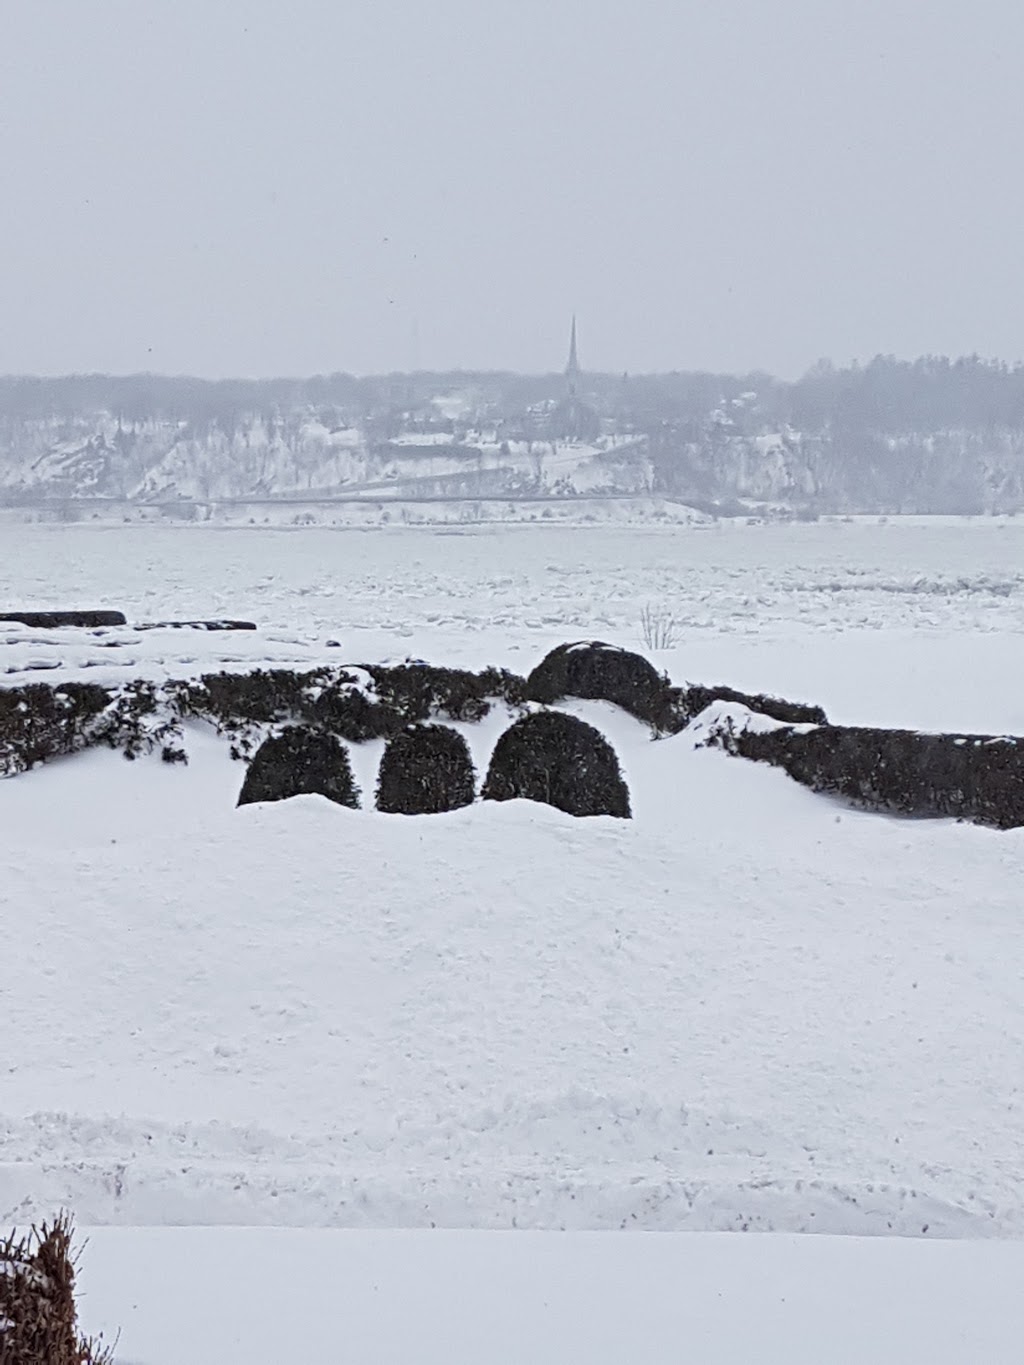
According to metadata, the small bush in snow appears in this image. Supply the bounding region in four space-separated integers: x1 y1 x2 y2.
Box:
376 723 476 814
639 604 677 651
482 711 631 818
0 1213 113 1364
237 727 361 808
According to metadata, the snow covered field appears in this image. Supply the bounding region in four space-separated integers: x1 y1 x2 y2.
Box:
5 516 1024 728
75 1227 1024 1365
2 519 1024 1354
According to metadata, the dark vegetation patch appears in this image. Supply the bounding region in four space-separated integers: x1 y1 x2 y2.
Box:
482 711 632 818
0 681 112 775
376 723 476 814
0 663 527 775
709 721 1024 830
237 726 360 808
0 609 126 628
367 663 527 725
172 666 398 755
175 663 527 757
526 640 826 732
0 1213 113 1364
527 641 673 729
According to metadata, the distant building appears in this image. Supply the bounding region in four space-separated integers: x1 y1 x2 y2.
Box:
549 317 600 443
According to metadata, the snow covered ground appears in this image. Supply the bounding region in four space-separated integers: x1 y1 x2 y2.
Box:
75 1227 1024 1365
2 519 1024 1353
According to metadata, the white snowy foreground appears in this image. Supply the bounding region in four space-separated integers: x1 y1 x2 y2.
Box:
2 705 1023 1237
75 1227 1024 1365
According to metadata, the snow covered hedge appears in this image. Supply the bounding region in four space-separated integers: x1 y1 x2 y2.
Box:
703 704 1024 830
9 644 1024 833
175 663 527 756
0 663 529 775
525 640 827 734
0 681 115 775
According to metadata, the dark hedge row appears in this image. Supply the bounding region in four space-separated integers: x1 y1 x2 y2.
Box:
175 663 528 758
482 711 632 818
5 643 1022 832
0 663 527 775
0 678 188 776
712 721 1024 830
0 681 112 774
525 641 827 733
0 647 822 777
237 727 360 808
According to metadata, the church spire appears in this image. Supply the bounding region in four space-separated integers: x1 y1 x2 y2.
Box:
566 315 579 398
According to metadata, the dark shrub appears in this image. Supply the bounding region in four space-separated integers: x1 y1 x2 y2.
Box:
712 722 1024 830
0 609 125 628
482 711 631 818
376 723 476 814
0 1214 112 1364
237 727 360 808
527 641 674 730
0 681 112 775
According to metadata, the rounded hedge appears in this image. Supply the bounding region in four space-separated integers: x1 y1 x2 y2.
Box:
482 711 631 818
376 723 476 814
526 641 673 730
237 726 360 808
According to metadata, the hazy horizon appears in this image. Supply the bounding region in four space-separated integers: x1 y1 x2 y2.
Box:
4 347 1024 386
3 1 1022 380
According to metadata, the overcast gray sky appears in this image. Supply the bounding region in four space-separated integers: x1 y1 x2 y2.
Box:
1 0 1022 379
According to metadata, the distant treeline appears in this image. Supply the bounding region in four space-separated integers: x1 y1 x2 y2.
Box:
3 354 1024 433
